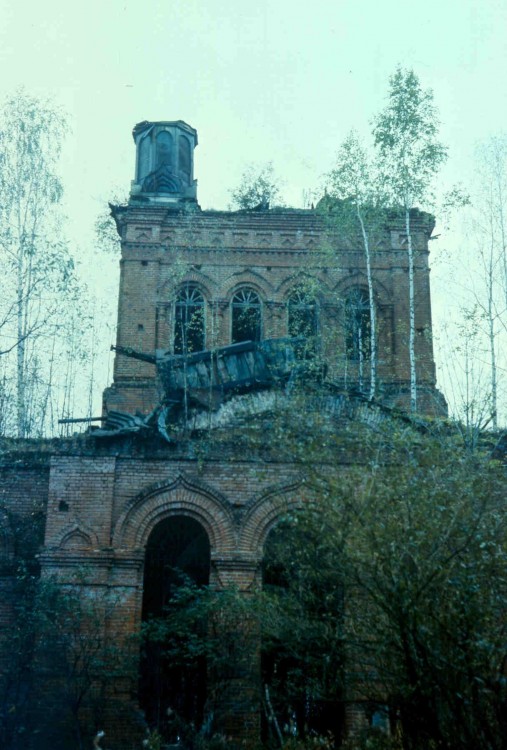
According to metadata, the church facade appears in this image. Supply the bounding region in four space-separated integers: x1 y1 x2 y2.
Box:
0 121 446 750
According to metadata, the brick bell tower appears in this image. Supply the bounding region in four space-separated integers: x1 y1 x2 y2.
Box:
104 119 446 419
103 120 201 415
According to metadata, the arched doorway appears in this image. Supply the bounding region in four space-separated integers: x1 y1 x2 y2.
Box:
140 515 211 739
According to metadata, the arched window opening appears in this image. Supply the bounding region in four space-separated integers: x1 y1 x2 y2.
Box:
262 521 345 745
288 286 319 356
138 134 151 182
179 135 191 185
231 287 262 343
140 516 211 741
345 289 371 362
174 284 205 354
156 130 173 169
288 288 318 339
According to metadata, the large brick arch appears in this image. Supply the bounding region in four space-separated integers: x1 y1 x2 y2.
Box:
113 473 236 554
240 479 317 556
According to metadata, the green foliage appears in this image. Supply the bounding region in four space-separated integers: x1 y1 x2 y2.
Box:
0 88 72 295
0 89 87 437
324 130 385 245
141 396 507 749
373 67 447 210
0 88 67 211
94 192 128 255
142 575 255 681
327 132 374 207
261 517 347 741
229 162 285 210
323 130 384 399
141 573 258 741
342 728 402 750
0 570 41 748
262 416 507 749
142 727 163 750
372 67 448 412
0 569 134 750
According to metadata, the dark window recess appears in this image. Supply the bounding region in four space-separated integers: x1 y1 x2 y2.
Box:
178 135 191 185
138 134 150 181
231 287 262 343
174 284 205 354
138 323 144 331
58 501 69 512
156 130 173 168
140 516 210 740
345 289 371 360
288 288 318 339
288 287 319 357
262 522 345 743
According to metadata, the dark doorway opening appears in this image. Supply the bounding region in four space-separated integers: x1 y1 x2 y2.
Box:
262 522 345 746
140 515 210 739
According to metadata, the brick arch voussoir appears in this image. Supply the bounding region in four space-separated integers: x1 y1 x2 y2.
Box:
240 479 316 556
219 271 273 301
158 272 217 301
334 274 390 306
113 474 236 554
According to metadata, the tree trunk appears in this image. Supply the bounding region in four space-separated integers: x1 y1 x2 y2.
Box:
357 207 376 400
16 242 26 437
405 207 417 412
486 230 498 430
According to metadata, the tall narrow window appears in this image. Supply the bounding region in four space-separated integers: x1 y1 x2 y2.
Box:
174 284 205 354
345 289 371 360
179 135 191 185
138 134 151 182
156 130 173 168
231 288 262 343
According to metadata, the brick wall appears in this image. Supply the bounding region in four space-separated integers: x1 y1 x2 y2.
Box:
107 204 443 416
0 199 446 747
0 423 380 748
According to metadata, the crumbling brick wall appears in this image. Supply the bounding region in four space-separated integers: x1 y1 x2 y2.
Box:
105 205 445 417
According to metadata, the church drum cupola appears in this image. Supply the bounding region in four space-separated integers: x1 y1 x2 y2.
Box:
131 120 198 204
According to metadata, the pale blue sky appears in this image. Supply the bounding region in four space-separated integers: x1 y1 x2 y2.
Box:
1 0 506 419
1 0 506 217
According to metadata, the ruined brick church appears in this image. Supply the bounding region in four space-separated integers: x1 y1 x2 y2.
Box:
0 121 446 749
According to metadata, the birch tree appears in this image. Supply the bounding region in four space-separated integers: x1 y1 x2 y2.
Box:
439 137 507 432
474 218 502 431
0 90 74 436
477 137 507 311
326 131 380 400
472 136 507 428
373 68 447 412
